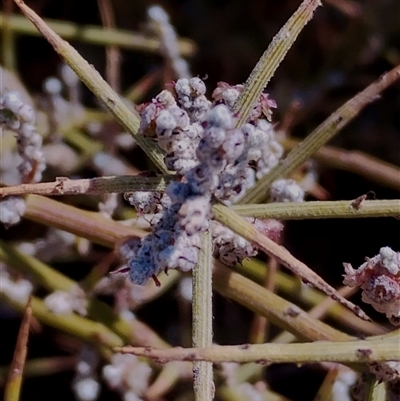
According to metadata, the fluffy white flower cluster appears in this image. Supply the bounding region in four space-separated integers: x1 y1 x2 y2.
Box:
139 87 204 174
0 196 26 227
44 285 88 316
330 369 357 401
211 218 283 266
174 77 211 122
270 178 305 203
102 353 152 401
1 90 45 183
0 263 33 304
212 81 277 121
343 246 400 325
124 191 167 215
122 78 285 285
1 90 46 226
72 346 100 401
126 195 207 286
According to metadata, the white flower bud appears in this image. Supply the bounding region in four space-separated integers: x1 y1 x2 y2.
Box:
43 77 62 95
2 91 24 113
73 377 100 401
205 104 233 129
270 179 305 203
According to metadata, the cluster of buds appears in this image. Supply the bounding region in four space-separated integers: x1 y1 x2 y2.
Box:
270 178 305 203
1 90 46 226
0 263 33 304
0 90 45 183
122 192 208 286
102 353 152 401
343 247 400 325
211 219 283 266
212 81 277 121
72 346 100 401
119 78 287 285
124 191 168 215
44 285 88 316
138 83 206 174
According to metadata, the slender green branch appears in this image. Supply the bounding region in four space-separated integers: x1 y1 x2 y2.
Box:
0 175 175 197
228 199 400 220
233 0 321 126
115 339 399 364
13 0 169 173
239 63 400 204
24 195 145 248
192 231 214 401
0 13 196 56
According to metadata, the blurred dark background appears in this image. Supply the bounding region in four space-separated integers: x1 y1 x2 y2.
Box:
1 0 400 400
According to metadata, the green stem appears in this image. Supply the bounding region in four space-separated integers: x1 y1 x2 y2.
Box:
228 199 400 220
233 0 321 127
192 231 214 400
116 338 399 364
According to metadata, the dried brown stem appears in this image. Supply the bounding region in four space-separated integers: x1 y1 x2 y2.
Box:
1 175 174 197
4 297 32 401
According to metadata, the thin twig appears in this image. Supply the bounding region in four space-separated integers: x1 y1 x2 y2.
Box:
1 175 174 197
4 296 32 401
